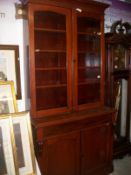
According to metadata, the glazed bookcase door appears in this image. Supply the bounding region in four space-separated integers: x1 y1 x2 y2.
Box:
28 4 72 117
73 11 105 109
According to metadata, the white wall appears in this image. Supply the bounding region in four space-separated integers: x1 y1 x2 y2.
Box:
0 0 29 111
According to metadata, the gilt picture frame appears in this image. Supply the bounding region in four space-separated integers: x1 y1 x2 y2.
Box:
0 81 18 114
11 112 36 175
0 45 21 99
0 116 18 175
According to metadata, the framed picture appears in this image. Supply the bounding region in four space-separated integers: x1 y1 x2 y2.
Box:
0 81 18 114
0 45 21 99
11 112 36 175
0 116 18 175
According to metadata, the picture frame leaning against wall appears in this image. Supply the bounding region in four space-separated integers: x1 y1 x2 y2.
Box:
0 81 18 115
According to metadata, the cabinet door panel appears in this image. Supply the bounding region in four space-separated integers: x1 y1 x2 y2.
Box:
81 123 112 175
42 132 80 175
73 11 105 109
77 16 101 106
29 4 72 117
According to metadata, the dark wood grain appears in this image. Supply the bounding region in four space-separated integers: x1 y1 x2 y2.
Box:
26 1 114 174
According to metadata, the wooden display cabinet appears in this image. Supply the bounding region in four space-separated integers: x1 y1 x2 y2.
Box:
23 0 115 174
105 20 131 158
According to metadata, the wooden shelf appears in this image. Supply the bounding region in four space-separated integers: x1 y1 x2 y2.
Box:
78 51 100 55
35 27 66 33
35 49 66 53
78 51 99 54
36 67 66 71
78 66 100 69
36 84 67 89
78 79 100 85
78 32 101 36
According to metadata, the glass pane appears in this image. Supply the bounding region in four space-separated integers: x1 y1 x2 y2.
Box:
113 45 126 70
35 31 66 51
36 87 67 110
34 11 67 110
77 16 101 105
78 83 100 105
34 11 66 30
77 16 100 33
36 70 67 86
78 35 100 53
78 68 100 82
35 52 66 68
